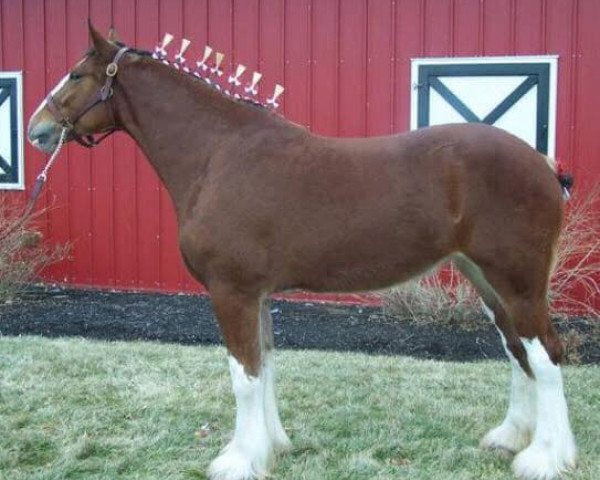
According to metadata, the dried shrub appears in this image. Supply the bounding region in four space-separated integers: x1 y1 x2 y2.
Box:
0 200 67 303
549 186 600 318
380 264 483 329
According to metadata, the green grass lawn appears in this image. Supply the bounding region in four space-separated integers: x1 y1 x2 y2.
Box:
0 337 598 480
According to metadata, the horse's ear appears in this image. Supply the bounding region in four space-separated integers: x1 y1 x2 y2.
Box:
107 25 120 43
88 19 113 59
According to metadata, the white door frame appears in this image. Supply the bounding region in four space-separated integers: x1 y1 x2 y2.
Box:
410 56 558 157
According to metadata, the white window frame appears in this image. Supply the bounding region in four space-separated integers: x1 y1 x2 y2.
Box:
410 55 558 158
0 71 25 190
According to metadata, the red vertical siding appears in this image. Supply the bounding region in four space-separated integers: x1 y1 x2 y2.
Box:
394 0 424 132
157 0 183 292
89 0 114 288
338 0 366 137
482 0 513 55
424 0 452 56
453 0 482 56
134 0 160 291
514 0 544 54
23 0 47 240
66 0 92 286
545 0 574 177
260 0 285 112
1 0 23 72
1 0 599 294
112 0 137 289
367 0 395 135
43 0 70 283
311 0 339 136
283 0 310 126
0 1 3 68
575 0 600 188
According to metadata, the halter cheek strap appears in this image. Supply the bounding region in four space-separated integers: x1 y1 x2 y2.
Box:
46 46 129 148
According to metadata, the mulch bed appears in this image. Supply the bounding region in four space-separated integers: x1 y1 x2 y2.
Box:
1 286 598 364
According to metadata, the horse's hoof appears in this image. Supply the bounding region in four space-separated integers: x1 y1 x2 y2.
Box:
480 423 531 454
512 442 577 480
207 442 272 480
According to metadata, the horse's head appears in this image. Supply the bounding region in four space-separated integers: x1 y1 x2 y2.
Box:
28 22 125 153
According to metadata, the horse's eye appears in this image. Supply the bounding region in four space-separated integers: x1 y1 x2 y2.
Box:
69 71 83 81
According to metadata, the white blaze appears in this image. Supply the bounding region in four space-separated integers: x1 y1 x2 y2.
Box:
29 74 70 122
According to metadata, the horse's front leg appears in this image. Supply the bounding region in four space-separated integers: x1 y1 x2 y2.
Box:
260 299 292 453
207 285 277 480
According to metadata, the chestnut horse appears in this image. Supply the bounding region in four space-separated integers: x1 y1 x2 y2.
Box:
28 24 576 480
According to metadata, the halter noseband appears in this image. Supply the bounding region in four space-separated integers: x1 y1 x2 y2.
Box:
45 46 129 148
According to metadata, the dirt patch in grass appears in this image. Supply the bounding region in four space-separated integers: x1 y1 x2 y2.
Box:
1 285 598 364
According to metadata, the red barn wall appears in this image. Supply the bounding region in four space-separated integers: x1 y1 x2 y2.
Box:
1 0 599 295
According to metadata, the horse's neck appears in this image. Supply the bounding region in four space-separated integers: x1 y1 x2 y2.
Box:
116 60 265 214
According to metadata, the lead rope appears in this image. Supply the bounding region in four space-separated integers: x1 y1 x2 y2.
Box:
37 127 69 182
0 127 69 242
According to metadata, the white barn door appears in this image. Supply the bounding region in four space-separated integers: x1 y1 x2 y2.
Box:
410 57 557 156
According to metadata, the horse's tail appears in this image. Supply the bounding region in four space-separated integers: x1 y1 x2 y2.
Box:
544 155 574 201
557 171 574 201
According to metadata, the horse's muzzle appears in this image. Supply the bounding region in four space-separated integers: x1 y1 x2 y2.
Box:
28 120 61 153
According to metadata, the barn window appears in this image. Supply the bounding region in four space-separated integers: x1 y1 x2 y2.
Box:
0 72 24 190
410 56 557 157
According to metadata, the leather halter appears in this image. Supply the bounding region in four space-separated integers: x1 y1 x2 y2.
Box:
45 46 129 148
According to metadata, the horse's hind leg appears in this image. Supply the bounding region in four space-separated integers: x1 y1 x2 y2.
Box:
454 253 577 479
260 300 293 452
207 284 274 480
479 300 536 454
513 334 577 479
454 254 536 454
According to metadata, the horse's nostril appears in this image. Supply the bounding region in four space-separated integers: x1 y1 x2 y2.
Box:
28 121 61 152
28 122 55 146
36 133 50 145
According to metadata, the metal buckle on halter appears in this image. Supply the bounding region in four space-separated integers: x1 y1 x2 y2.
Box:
106 62 118 77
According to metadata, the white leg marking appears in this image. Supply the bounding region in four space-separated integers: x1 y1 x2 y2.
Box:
263 352 292 452
481 326 536 453
208 356 273 480
512 338 577 480
29 74 69 122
